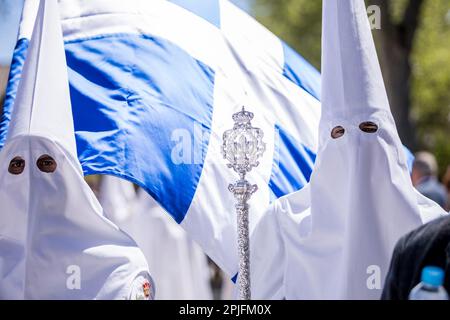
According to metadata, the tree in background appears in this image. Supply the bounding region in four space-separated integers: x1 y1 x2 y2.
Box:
254 0 450 176
0 66 8 110
0 0 12 114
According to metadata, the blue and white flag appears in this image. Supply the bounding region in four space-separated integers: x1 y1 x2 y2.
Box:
0 0 320 277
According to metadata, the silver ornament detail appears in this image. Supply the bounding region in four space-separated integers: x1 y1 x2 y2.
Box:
222 107 266 300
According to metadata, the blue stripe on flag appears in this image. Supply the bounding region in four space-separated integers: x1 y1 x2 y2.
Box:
282 42 321 101
169 0 221 28
65 34 215 223
269 125 316 199
0 38 30 147
403 145 415 174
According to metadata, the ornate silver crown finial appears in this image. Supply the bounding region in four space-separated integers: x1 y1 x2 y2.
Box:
232 106 254 124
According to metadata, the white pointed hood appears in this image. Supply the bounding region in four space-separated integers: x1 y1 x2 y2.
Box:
0 0 152 300
6 0 77 160
250 0 446 300
320 0 391 126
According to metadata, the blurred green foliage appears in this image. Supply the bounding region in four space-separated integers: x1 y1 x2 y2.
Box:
254 0 450 176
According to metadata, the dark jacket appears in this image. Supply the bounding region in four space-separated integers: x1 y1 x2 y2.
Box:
381 216 450 300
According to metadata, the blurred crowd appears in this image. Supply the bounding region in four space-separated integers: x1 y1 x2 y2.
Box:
412 151 450 212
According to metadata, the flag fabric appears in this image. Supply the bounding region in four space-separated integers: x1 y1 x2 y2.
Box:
0 0 152 299
249 0 446 299
0 0 321 277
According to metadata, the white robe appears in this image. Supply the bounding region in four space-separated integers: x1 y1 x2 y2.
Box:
99 175 213 300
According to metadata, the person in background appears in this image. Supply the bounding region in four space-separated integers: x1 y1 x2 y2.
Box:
443 166 450 212
381 215 450 300
412 151 448 209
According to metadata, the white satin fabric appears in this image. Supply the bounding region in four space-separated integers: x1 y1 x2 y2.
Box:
99 175 213 300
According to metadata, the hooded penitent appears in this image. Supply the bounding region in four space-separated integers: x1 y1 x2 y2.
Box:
250 0 446 299
0 0 152 300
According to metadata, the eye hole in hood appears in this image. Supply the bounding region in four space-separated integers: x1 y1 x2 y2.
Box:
36 155 57 173
8 156 26 175
359 121 378 133
331 126 345 139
